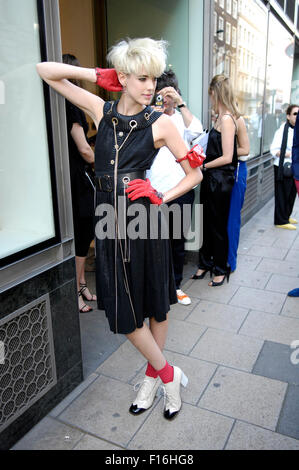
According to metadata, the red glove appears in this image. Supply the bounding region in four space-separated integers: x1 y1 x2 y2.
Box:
95 67 122 92
125 179 163 205
176 144 206 168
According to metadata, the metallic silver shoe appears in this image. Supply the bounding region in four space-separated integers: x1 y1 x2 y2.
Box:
162 366 188 420
129 376 160 415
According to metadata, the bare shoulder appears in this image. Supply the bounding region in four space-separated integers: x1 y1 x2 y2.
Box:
152 113 177 147
221 114 236 130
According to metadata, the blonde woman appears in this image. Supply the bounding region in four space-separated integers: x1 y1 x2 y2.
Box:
192 74 249 286
37 38 203 419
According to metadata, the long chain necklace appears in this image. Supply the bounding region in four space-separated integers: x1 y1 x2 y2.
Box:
111 117 138 333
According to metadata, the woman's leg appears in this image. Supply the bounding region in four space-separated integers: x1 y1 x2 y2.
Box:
127 320 186 420
149 316 168 351
126 322 167 372
76 256 92 312
209 171 235 284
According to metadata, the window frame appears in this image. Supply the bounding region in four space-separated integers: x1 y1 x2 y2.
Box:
0 0 61 269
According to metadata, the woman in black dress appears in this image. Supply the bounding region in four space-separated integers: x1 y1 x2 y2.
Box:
63 54 96 313
37 38 203 420
192 74 247 286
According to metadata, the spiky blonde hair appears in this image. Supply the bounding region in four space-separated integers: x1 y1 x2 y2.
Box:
107 37 168 78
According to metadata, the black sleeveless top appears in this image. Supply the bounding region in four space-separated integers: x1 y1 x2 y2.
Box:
205 126 238 170
94 100 162 176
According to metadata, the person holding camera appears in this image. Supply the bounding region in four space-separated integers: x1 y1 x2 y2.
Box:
270 104 299 230
147 70 203 306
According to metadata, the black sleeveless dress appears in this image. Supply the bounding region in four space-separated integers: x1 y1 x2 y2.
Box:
198 126 238 275
94 101 177 334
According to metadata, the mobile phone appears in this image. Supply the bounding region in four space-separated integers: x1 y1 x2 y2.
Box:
155 94 164 108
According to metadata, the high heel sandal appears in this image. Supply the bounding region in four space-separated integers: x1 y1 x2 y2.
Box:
79 283 97 302
209 270 230 287
78 289 93 313
191 269 210 280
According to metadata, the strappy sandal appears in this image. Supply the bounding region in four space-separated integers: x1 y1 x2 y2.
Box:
79 283 97 302
78 290 93 313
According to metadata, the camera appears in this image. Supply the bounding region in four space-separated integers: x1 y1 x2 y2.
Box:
155 94 164 108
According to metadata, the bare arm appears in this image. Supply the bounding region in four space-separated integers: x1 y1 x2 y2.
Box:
152 115 203 203
70 123 94 164
204 115 235 169
236 117 250 157
36 62 104 129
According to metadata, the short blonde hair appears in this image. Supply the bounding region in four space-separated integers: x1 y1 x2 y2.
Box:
209 74 241 119
107 37 168 78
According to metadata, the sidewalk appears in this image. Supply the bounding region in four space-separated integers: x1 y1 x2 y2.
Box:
12 197 299 450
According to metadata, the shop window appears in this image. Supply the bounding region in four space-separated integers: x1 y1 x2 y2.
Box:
263 13 294 153
285 0 295 22
0 0 59 267
213 0 268 159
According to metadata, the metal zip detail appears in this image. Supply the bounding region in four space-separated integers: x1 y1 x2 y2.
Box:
112 117 138 333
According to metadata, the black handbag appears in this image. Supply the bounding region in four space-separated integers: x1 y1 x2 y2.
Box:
278 122 293 179
283 161 293 178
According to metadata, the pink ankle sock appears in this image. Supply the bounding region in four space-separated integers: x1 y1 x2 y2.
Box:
145 362 158 378
157 361 174 384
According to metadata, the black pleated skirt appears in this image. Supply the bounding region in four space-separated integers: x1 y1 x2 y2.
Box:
95 189 177 334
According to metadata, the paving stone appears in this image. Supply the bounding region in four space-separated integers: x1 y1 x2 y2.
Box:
281 296 299 319
186 279 239 303
169 296 200 321
190 328 263 371
165 318 207 354
225 421 299 450
252 341 299 385
229 287 285 314
127 402 233 450
50 373 99 417
285 249 299 263
232 254 262 271
246 245 289 260
186 300 249 333
277 385 299 440
239 310 299 345
230 267 272 289
11 417 84 450
256 258 298 278
59 375 151 448
73 435 122 450
292 236 299 250
95 340 146 382
272 235 298 249
265 274 299 294
198 366 287 430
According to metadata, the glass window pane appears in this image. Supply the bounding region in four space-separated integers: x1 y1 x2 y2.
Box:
263 13 294 153
213 0 268 158
286 0 295 22
0 0 56 263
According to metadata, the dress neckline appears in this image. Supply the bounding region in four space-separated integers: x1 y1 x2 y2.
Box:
104 100 162 131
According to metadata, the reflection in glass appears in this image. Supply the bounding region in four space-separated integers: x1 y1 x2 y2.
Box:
213 0 268 158
0 0 56 262
263 14 294 153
